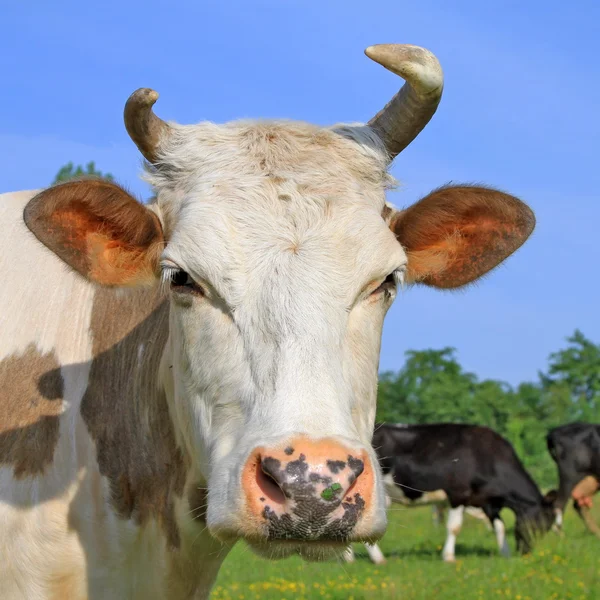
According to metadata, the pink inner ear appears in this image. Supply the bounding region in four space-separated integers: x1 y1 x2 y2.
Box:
392 186 535 290
24 180 165 288
85 229 163 288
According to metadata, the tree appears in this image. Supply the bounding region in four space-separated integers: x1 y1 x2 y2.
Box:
376 348 479 424
541 329 600 422
53 161 113 184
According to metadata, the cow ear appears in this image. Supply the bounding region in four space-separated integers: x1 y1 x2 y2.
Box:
24 179 164 287
389 185 535 289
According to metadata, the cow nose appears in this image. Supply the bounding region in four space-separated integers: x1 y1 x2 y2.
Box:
259 451 364 502
242 437 374 541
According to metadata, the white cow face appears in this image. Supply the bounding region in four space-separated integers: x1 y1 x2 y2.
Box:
23 44 535 560
152 121 403 557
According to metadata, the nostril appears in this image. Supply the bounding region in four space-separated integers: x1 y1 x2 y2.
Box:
260 456 281 482
256 456 286 505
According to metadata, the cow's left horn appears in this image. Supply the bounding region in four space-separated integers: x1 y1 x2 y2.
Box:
124 88 171 163
366 44 443 162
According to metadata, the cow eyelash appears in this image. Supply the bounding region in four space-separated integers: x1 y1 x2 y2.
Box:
162 266 205 296
372 269 405 296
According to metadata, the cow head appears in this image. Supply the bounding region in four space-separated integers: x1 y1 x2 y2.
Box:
516 493 556 553
23 45 534 560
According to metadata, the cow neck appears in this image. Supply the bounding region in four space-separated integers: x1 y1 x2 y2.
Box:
81 284 189 549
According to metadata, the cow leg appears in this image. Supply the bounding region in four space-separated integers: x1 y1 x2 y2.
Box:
342 545 355 563
553 471 580 532
574 501 600 538
342 543 386 564
441 506 464 562
481 504 510 557
365 542 387 565
492 516 511 557
432 504 445 527
551 508 564 535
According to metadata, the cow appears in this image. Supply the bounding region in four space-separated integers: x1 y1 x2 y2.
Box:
0 43 536 599
349 423 555 563
546 422 600 537
344 425 491 565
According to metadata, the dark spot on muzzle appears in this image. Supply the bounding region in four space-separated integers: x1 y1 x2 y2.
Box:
327 459 346 474
284 446 294 455
285 453 309 481
347 455 364 478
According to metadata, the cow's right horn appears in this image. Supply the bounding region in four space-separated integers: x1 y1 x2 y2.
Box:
366 44 444 162
124 88 171 164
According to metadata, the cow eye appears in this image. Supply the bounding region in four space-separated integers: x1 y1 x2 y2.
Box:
169 269 204 295
371 272 398 296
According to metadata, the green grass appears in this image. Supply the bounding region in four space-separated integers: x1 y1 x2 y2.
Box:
210 504 600 600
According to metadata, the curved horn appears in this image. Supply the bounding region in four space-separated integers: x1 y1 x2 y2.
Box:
366 44 443 161
124 88 171 163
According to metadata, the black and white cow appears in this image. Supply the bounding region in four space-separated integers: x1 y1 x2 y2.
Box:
346 423 554 562
547 422 600 537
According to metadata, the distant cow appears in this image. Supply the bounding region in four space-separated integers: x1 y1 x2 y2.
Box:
547 423 600 537
348 423 554 562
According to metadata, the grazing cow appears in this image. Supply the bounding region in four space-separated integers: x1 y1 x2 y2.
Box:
546 422 600 537
0 44 536 599
345 423 491 564
352 423 554 562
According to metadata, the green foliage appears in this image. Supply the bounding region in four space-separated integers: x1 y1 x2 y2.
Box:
53 161 113 184
543 329 600 420
376 330 600 488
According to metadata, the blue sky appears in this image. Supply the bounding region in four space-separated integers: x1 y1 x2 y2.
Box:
2 1 598 386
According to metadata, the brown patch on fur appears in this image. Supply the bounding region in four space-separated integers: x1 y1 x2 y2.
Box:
188 485 208 523
23 179 164 287
390 185 535 289
79 285 187 548
0 345 63 478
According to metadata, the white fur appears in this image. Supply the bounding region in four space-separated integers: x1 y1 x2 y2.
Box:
494 517 510 557
442 506 464 562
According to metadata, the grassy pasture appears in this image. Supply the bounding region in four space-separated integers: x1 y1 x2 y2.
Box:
210 503 600 600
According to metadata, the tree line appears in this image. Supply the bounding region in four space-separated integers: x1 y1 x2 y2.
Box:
53 163 597 487
376 330 600 487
